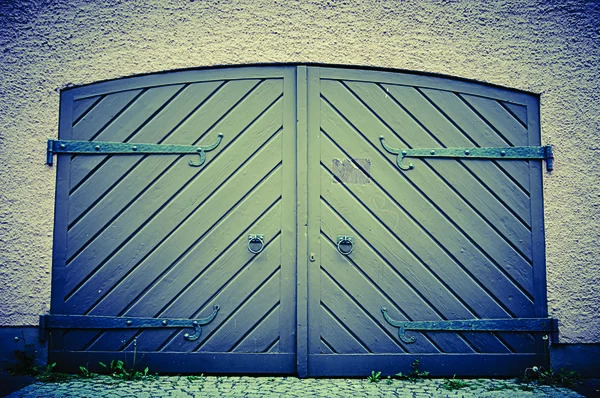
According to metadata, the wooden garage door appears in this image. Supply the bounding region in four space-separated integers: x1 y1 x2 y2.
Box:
304 67 549 376
48 67 298 374
48 65 551 377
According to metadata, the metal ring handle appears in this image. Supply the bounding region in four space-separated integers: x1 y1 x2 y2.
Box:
248 234 264 254
336 235 354 256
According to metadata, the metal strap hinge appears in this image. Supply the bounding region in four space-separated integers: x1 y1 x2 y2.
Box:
381 307 558 344
39 306 219 342
380 136 554 172
46 133 223 167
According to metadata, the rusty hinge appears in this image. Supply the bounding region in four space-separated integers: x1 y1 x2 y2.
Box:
39 305 219 342
381 307 558 344
380 136 554 172
46 133 223 167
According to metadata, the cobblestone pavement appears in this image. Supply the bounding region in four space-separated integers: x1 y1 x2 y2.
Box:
4 375 585 398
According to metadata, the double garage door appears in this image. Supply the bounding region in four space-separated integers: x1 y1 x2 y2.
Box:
47 65 551 377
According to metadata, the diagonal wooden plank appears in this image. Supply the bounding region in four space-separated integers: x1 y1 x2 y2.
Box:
65 82 283 280
92 181 282 318
319 339 335 354
68 84 186 220
320 271 406 354
65 151 283 315
418 87 530 194
65 105 283 299
321 163 517 319
320 164 535 353
321 134 533 318
324 80 532 261
382 84 532 230
65 79 280 259
84 201 282 352
320 205 511 354
320 192 469 322
267 340 280 353
64 126 282 302
69 82 223 190
320 184 534 353
320 306 369 354
319 93 534 296
61 330 102 352
200 281 279 352
320 236 439 353
158 240 282 353
501 101 528 127
68 82 209 192
231 305 280 353
72 89 143 141
460 94 528 147
72 96 101 124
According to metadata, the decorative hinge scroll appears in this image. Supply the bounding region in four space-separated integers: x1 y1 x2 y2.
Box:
46 133 223 167
39 305 220 342
381 307 557 344
379 136 554 172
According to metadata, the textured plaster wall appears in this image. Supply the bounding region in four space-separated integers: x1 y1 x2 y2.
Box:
0 0 598 344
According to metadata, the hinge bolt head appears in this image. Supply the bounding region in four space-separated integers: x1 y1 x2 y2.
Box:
14 337 19 342
126 320 132 326
95 145 100 151
132 146 137 151
162 320 167 326
500 151 506 156
193 321 198 326
430 150 435 155
464 150 470 155
60 144 66 149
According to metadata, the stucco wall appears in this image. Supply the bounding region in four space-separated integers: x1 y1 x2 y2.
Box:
0 0 598 345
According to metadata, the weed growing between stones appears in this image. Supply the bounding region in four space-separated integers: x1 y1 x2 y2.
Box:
98 338 157 382
394 359 430 382
367 358 430 386
367 371 382 383
441 375 470 391
98 360 153 381
10 358 72 383
186 374 205 382
33 363 73 383
78 364 97 379
519 366 582 388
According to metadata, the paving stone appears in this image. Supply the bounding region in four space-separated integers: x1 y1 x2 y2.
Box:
3 376 588 397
